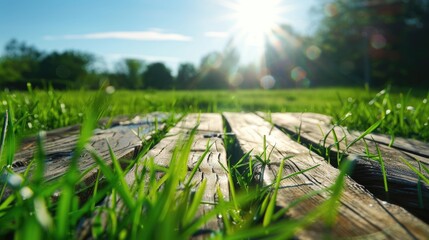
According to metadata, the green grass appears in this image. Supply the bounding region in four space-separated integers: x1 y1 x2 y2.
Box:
1 86 428 141
0 86 428 238
0 105 350 239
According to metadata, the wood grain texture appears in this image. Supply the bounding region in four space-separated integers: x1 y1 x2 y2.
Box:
135 113 229 234
3 113 168 200
284 112 429 158
264 112 429 223
224 112 429 239
79 113 229 239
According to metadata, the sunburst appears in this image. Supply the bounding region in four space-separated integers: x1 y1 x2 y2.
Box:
223 0 288 47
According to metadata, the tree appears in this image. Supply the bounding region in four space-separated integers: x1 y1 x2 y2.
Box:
265 25 310 88
38 50 95 89
237 64 260 89
114 58 145 89
0 39 43 87
312 0 429 87
143 62 174 89
196 46 240 89
176 63 197 89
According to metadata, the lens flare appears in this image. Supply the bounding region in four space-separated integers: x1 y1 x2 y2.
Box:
306 45 322 60
291 67 306 82
371 33 387 49
324 3 339 17
260 75 276 89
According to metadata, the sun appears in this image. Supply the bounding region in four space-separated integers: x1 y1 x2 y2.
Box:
227 0 284 47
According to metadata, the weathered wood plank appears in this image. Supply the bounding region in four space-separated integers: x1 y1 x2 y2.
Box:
224 112 429 239
285 112 429 158
137 113 229 231
141 113 229 234
361 132 429 159
3 113 168 200
264 112 429 222
79 113 229 239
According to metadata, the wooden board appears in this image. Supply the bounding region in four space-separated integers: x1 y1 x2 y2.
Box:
263 112 429 223
361 132 429 159
3 113 168 200
284 112 429 158
78 113 229 239
145 113 229 235
224 112 429 239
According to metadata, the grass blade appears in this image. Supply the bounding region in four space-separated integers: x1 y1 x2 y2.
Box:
374 141 388 192
346 119 382 151
399 157 429 185
263 158 284 227
184 179 207 225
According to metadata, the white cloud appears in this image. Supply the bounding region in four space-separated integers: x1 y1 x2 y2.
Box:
204 31 229 38
44 30 192 42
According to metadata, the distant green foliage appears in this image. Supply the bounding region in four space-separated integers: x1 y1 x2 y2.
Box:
0 39 99 90
176 63 197 90
311 0 429 87
142 63 174 90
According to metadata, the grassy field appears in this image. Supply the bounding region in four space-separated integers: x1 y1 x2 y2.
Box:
0 86 428 239
1 86 428 140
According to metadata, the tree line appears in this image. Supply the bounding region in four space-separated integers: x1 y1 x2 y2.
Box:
1 0 428 90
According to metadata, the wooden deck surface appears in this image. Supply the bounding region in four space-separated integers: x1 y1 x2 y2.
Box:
261 112 429 223
225 112 429 239
4 112 429 239
78 114 229 239
3 113 168 200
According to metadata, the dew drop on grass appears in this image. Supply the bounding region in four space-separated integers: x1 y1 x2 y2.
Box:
34 198 53 228
27 122 33 129
106 86 115 94
20 187 34 200
377 89 386 97
39 130 47 138
2 100 7 105
423 99 427 104
406 106 414 111
396 103 402 109
7 174 23 188
385 109 391 115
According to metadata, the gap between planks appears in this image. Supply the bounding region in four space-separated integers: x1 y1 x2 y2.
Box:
260 112 429 223
224 112 429 239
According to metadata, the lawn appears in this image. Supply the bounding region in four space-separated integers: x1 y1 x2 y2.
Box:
0 86 428 239
1 86 428 140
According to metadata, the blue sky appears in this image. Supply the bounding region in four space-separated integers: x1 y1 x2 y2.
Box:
0 0 319 72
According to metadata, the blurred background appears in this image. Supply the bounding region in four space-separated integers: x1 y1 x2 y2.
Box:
0 0 428 90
